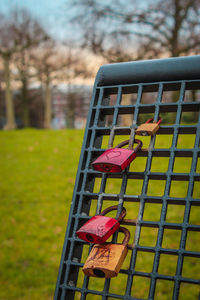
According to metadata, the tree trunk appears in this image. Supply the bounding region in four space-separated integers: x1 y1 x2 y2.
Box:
44 79 52 129
67 91 76 128
3 55 16 130
21 77 30 127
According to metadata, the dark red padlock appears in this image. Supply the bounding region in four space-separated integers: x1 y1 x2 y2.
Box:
76 205 126 244
92 139 142 173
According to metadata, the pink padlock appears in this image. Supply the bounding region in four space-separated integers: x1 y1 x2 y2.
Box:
92 139 142 173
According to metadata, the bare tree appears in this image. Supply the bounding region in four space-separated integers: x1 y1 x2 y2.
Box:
13 10 49 127
0 13 16 129
30 41 64 129
32 42 94 128
66 0 200 123
66 0 200 62
0 9 49 129
0 60 4 126
62 47 94 128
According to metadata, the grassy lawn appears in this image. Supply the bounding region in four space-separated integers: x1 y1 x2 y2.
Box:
0 129 199 300
0 129 83 300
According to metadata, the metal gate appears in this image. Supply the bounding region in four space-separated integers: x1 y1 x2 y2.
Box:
54 56 200 300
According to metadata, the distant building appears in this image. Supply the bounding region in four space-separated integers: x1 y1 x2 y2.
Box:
52 84 92 129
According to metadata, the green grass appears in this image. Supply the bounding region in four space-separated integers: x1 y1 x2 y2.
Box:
0 129 199 300
0 129 83 300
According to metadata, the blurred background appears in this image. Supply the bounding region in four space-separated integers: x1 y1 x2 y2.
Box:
0 0 200 129
0 1 200 300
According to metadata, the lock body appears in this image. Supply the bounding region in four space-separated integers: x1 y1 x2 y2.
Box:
92 148 137 173
76 216 120 244
76 206 126 244
135 123 159 136
83 243 128 278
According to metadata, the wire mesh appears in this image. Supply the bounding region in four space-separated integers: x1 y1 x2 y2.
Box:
54 56 200 300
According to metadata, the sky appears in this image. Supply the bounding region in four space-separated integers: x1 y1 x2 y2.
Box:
0 0 102 85
0 0 70 40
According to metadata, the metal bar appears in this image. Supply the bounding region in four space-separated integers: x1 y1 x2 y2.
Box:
96 56 200 86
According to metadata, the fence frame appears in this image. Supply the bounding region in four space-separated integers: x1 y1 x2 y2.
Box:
54 55 200 300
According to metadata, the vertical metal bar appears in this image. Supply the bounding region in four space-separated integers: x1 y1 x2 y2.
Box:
54 82 102 300
125 84 144 298
108 86 122 148
144 83 164 299
173 105 200 300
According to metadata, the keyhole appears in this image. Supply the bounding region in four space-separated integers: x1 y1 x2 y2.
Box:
86 234 94 243
93 268 105 278
103 164 111 172
141 131 148 136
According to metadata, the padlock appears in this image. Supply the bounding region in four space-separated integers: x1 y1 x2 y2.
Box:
135 118 162 136
76 205 126 244
82 226 130 278
92 139 142 173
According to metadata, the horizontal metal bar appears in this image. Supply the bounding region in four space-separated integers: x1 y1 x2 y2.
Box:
77 193 200 206
96 56 200 86
134 246 200 258
82 170 200 181
94 102 200 115
93 125 198 136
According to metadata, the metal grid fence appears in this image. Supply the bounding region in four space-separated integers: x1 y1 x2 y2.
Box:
54 56 200 300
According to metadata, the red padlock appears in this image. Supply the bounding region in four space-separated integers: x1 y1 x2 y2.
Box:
76 205 126 244
92 139 142 173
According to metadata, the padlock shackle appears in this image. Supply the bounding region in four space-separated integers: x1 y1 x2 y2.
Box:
145 117 153 124
145 117 162 125
157 117 162 126
100 205 126 222
118 226 130 246
115 139 142 152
